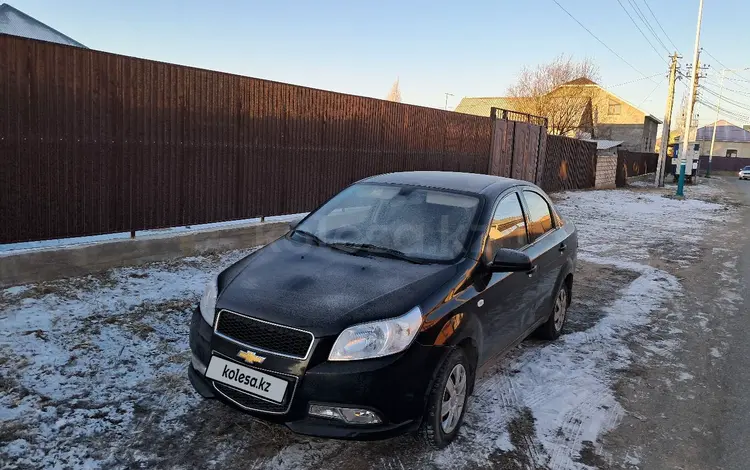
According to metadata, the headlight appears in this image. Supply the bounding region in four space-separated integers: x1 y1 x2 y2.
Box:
328 306 423 361
200 275 218 325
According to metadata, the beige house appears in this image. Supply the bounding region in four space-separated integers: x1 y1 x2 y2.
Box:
455 78 661 152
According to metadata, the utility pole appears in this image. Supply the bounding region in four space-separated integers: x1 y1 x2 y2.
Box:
706 67 750 177
677 0 704 197
444 92 454 111
656 53 680 187
707 70 725 178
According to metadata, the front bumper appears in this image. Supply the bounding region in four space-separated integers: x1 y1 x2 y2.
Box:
188 308 443 440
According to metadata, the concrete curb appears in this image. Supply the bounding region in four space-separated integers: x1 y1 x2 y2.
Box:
0 222 292 288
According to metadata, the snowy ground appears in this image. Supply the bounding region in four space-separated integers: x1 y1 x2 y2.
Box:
0 213 307 255
0 179 733 469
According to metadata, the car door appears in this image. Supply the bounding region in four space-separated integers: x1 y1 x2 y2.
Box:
520 189 568 327
475 191 538 361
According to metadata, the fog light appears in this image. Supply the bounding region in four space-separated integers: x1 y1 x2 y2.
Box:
308 404 382 424
191 353 207 375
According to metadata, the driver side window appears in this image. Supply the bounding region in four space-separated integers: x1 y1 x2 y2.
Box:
486 193 528 259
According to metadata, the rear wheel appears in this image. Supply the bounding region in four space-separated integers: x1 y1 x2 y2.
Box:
536 283 569 340
421 349 471 448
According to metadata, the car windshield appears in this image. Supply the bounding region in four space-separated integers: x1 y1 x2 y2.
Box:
292 183 481 262
744 166 750 170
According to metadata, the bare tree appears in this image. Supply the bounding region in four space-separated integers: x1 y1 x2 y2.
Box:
386 78 402 102
506 55 600 135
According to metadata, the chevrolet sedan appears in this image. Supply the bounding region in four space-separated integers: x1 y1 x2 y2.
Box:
188 171 578 448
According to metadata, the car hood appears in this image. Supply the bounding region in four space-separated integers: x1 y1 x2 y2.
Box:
215 237 459 337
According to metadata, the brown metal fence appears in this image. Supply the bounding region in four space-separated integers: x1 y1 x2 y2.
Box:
615 150 658 187
539 135 597 193
0 35 492 244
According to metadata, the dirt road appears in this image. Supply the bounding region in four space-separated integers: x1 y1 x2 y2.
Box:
603 176 750 470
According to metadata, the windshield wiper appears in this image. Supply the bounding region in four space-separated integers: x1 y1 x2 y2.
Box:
291 230 358 256
329 243 426 264
290 229 327 246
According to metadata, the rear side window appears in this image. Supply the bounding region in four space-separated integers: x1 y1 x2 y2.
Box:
523 190 554 242
487 193 528 252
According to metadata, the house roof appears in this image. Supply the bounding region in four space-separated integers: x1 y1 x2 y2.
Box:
0 3 86 48
560 77 597 86
695 121 750 142
583 139 624 150
455 78 661 124
454 96 535 117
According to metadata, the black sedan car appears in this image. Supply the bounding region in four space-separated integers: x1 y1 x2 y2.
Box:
188 171 577 448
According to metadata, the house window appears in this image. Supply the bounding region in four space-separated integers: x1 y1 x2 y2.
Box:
726 149 738 158
608 102 621 115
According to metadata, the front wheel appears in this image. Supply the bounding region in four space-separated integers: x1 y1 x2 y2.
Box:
420 349 471 448
536 283 569 340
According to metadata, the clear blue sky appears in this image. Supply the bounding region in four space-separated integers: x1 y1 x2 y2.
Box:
11 0 750 125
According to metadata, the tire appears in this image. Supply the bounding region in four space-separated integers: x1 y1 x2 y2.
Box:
536 282 570 340
420 348 472 448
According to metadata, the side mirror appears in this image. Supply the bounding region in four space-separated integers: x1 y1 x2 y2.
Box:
487 248 533 272
288 219 301 230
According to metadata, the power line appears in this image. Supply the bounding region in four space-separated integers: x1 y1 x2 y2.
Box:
697 98 750 122
700 86 750 113
638 76 667 107
627 0 671 54
726 76 750 85
704 81 750 97
701 48 750 82
701 80 750 100
608 73 665 88
641 0 681 54
615 0 669 63
698 104 749 124
550 0 657 81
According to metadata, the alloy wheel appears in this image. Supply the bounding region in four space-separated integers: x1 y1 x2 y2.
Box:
553 287 568 332
440 364 467 434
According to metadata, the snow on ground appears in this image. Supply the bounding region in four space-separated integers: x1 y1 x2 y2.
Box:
432 182 729 468
0 249 258 468
0 180 732 469
0 213 307 255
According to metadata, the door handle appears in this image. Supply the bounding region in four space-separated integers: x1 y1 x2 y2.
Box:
527 265 538 277
559 243 567 253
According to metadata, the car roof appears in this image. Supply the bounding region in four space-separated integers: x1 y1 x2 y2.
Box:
359 171 529 197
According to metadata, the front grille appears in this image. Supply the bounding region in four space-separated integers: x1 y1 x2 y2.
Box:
215 310 314 359
214 382 290 414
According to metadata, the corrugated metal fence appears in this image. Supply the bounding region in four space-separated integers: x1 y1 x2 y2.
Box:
615 150 658 187
697 155 750 173
0 35 492 243
539 135 597 193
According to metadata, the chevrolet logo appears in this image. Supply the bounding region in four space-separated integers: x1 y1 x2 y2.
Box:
237 350 266 365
